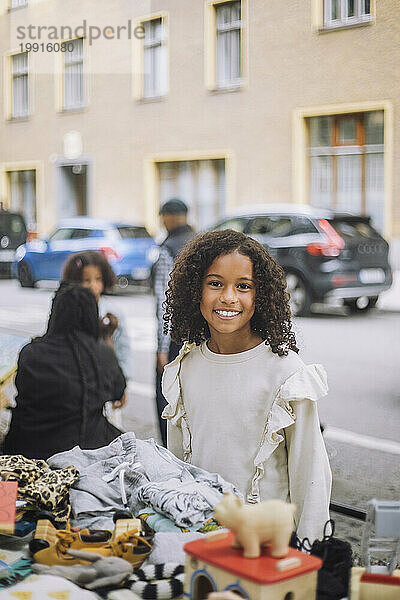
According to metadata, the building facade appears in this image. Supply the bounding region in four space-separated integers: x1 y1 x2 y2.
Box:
0 0 399 260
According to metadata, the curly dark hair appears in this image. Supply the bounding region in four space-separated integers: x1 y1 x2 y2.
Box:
164 230 298 356
62 250 116 292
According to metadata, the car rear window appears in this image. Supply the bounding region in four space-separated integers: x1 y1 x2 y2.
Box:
246 216 318 236
212 218 246 233
330 219 381 239
0 213 26 236
49 228 74 241
117 227 151 239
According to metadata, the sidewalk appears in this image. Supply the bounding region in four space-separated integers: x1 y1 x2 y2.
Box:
377 270 400 312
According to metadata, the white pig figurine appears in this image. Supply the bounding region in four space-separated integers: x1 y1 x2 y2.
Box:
213 493 296 559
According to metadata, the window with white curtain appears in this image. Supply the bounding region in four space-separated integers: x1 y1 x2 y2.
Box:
10 0 28 8
142 17 168 98
216 1 241 88
11 52 29 118
158 159 226 230
308 111 384 232
7 170 37 228
63 38 84 110
324 0 372 28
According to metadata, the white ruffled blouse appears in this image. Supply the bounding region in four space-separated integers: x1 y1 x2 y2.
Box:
161 340 332 541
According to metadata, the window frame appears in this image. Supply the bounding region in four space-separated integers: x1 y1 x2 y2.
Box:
204 0 247 92
9 0 28 10
134 13 169 101
9 50 30 120
6 168 37 228
323 0 373 29
307 110 384 217
215 1 242 89
61 37 86 112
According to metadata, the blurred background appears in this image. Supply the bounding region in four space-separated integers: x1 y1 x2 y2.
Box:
0 0 399 559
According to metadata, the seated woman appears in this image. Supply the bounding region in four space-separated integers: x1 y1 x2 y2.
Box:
3 282 126 460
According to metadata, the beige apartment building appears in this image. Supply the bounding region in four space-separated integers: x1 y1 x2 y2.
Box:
0 0 399 259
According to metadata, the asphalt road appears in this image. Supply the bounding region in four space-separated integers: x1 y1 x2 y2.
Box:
1 279 399 562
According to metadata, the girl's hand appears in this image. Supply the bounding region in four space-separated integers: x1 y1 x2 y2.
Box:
112 392 127 409
156 352 169 373
99 312 118 342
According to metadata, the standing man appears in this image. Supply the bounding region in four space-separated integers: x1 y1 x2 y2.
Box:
154 198 195 446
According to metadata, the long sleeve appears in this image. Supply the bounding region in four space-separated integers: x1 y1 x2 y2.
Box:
154 246 174 353
98 341 127 404
98 300 132 380
112 311 132 380
167 420 184 460
285 397 332 542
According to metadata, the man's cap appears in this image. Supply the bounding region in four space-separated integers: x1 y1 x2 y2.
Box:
159 198 188 215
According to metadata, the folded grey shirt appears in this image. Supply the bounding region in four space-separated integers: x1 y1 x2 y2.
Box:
48 432 241 530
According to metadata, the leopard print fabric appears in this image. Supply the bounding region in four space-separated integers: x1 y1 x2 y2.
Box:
0 455 79 524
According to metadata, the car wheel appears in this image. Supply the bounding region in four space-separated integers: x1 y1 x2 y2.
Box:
18 262 36 288
285 272 312 317
344 296 378 313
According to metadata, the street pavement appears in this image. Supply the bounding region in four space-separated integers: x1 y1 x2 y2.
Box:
0 275 399 563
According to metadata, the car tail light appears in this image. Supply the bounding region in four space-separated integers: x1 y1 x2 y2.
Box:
26 231 38 242
99 246 121 263
307 219 345 257
331 274 358 286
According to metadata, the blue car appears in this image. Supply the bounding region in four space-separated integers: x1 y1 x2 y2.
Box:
12 217 159 288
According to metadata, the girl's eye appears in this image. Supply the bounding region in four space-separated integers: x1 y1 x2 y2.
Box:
237 283 251 290
209 280 222 287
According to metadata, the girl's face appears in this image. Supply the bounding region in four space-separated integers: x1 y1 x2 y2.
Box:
81 265 104 302
200 251 257 344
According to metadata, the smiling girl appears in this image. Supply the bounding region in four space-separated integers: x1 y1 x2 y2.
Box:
161 230 331 541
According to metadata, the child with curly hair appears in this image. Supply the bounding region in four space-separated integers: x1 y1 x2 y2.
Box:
62 250 131 426
161 230 331 541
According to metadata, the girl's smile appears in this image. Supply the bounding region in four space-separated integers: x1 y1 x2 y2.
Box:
200 251 262 353
213 309 242 319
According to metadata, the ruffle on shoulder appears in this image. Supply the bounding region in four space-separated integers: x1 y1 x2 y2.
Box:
161 341 196 462
248 363 328 503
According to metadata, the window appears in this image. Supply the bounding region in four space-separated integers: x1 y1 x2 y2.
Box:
10 0 27 8
308 111 384 232
63 38 84 110
247 216 293 237
213 218 245 232
6 170 36 229
11 52 29 118
158 159 226 230
142 17 168 98
49 228 75 241
216 1 242 88
0 214 26 236
117 227 151 239
324 0 372 28
69 228 96 239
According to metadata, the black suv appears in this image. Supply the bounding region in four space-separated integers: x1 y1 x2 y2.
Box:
211 204 392 316
0 206 28 277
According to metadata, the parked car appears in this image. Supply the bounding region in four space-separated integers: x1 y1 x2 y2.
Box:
12 216 159 289
0 206 28 278
210 204 393 316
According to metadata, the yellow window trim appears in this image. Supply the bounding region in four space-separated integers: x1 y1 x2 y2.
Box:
204 0 248 92
143 150 235 236
132 12 169 102
4 48 33 121
0 160 44 230
292 100 393 239
55 36 89 113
